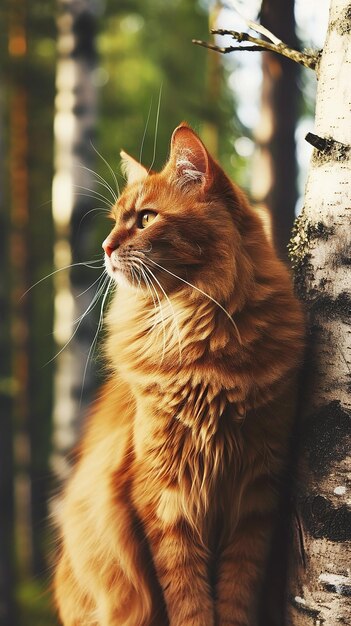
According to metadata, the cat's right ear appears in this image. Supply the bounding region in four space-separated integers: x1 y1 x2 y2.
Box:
120 150 148 185
166 124 212 190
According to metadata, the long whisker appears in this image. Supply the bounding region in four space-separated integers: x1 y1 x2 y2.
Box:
21 260 105 299
148 84 163 174
78 207 111 232
138 265 159 332
91 179 117 202
137 262 165 339
73 185 114 209
76 272 108 298
146 258 242 344
90 141 120 199
127 255 160 323
139 260 182 363
73 192 113 211
139 100 153 164
76 163 118 203
71 273 109 326
80 276 113 404
147 271 166 363
132 259 166 362
45 274 110 366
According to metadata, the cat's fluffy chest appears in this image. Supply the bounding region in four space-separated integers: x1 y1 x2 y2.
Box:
105 284 236 378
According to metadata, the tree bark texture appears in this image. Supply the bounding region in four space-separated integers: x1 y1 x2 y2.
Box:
251 0 299 261
287 1 351 624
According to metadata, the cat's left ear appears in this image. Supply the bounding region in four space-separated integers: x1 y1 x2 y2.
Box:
167 124 212 189
120 150 148 185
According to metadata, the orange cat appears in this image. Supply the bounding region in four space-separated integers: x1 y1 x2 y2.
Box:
54 124 304 625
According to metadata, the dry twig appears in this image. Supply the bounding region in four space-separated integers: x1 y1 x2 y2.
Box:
193 28 320 71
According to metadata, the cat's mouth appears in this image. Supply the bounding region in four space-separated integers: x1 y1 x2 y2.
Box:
104 249 143 289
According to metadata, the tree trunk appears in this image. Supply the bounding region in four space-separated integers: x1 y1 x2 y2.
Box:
51 0 99 481
8 0 33 581
0 81 17 626
252 0 299 261
287 1 351 623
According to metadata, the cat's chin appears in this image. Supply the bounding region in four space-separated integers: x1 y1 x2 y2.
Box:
106 264 138 291
108 268 135 289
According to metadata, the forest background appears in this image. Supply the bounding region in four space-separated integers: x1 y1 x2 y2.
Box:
0 1 329 625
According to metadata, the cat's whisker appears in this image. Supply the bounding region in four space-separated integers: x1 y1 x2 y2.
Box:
148 84 163 174
146 258 242 345
75 165 118 202
46 274 110 366
128 256 168 345
72 273 109 326
76 271 108 298
79 276 113 406
78 207 112 231
92 178 117 203
138 265 162 335
126 256 161 328
73 185 114 209
139 100 153 164
73 192 113 211
20 259 104 299
133 260 167 362
139 260 182 364
75 162 118 203
137 86 163 201
90 141 121 199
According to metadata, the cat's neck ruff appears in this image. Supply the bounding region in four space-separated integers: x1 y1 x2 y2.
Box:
105 282 238 379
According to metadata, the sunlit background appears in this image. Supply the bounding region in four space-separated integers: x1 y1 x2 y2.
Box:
0 0 329 624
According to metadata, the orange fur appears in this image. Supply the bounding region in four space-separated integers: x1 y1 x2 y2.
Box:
54 124 304 625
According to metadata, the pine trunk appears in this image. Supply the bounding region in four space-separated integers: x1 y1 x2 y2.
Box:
286 1 351 623
251 0 299 261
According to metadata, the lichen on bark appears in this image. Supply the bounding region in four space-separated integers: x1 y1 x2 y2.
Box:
286 1 351 624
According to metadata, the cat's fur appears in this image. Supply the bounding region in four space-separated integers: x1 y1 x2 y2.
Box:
54 124 304 626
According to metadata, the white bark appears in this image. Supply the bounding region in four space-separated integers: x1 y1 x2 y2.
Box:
287 1 351 624
51 0 99 480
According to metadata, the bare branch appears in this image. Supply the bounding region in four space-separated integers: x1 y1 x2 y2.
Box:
192 40 267 54
225 0 282 44
193 28 320 71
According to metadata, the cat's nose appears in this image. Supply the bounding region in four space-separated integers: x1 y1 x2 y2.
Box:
102 237 117 257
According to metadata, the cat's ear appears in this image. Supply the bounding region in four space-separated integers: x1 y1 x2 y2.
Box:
168 124 211 189
120 150 148 185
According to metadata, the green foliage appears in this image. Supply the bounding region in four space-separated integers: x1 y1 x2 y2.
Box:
17 579 59 626
97 0 238 180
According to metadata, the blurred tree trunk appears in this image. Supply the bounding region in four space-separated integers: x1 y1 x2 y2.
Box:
8 0 33 584
252 0 299 260
26 3 56 576
251 6 300 624
51 0 99 481
0 81 16 626
4 0 56 586
202 1 221 158
286 1 351 623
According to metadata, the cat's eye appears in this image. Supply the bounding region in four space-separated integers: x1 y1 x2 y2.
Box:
138 210 158 229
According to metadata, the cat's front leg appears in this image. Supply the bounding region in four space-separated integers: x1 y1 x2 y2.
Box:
215 486 276 626
141 490 215 626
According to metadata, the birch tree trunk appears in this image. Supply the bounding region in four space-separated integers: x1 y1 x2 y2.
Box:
287 1 351 623
51 0 98 481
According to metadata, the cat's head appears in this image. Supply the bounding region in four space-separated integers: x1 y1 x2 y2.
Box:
103 123 254 303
